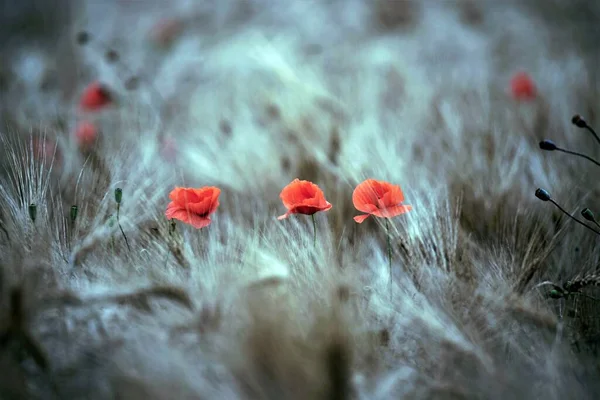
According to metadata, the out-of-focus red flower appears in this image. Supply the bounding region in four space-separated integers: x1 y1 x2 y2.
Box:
277 179 332 220
510 72 536 101
352 179 412 223
79 81 112 111
165 186 220 229
75 121 98 148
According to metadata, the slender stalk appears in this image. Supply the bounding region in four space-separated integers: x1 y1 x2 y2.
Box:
311 214 317 247
116 201 131 251
69 205 78 251
549 199 600 235
556 148 600 167
28 203 37 251
584 125 600 147
386 218 392 299
110 215 116 250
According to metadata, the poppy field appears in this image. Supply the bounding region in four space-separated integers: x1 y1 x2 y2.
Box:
1 0 600 398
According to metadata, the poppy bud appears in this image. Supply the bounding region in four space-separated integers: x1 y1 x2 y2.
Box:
76 31 90 45
29 203 37 222
572 114 587 128
549 289 563 299
535 188 550 201
105 49 119 63
539 140 557 151
581 208 596 222
70 205 78 223
115 188 123 204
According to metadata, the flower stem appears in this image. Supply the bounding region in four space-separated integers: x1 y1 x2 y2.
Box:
312 214 317 247
116 201 131 252
386 218 392 299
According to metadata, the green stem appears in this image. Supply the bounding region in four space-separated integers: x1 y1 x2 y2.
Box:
386 218 392 299
69 221 74 252
312 214 317 247
116 203 131 252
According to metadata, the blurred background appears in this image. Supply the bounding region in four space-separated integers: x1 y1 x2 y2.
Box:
1 0 599 130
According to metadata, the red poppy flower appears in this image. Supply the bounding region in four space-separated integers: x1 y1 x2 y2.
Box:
510 72 536 101
75 121 98 148
277 179 332 220
79 81 112 111
165 186 220 229
352 179 412 223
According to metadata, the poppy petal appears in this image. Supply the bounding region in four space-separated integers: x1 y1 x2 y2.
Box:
166 186 220 228
187 189 217 215
167 207 212 229
352 180 381 213
280 179 319 209
372 204 412 218
277 212 290 220
381 184 404 207
353 214 370 224
279 179 331 217
165 201 181 219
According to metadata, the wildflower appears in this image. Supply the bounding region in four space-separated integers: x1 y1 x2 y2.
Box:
277 179 332 220
509 71 536 101
79 81 112 111
352 179 411 223
75 121 98 148
166 186 221 229
277 179 332 246
353 179 411 300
